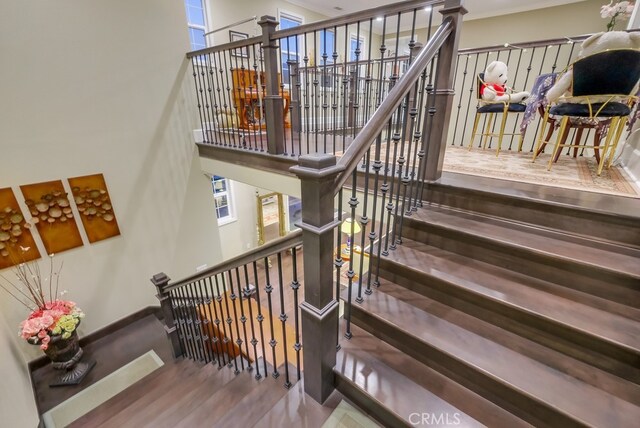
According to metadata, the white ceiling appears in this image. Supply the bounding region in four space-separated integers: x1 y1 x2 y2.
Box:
285 0 589 22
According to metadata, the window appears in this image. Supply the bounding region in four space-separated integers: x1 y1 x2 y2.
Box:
320 29 335 64
278 11 303 83
185 0 207 51
212 176 234 224
349 34 366 62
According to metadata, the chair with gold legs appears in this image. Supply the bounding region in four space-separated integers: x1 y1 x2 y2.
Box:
532 49 640 175
468 73 527 156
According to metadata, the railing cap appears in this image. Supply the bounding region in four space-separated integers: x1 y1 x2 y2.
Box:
151 272 171 287
258 15 278 26
290 153 344 179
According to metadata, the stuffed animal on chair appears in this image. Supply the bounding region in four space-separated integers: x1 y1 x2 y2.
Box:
546 31 640 103
481 61 530 103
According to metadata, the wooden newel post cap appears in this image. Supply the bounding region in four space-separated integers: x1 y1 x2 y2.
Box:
151 272 171 287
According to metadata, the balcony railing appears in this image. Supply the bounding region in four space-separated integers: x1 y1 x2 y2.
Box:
174 0 465 405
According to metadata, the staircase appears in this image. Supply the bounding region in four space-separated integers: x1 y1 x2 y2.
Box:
336 180 640 427
68 356 345 427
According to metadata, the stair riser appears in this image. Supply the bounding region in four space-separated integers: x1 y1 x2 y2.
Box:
421 184 640 249
401 218 640 307
348 305 583 427
377 260 640 383
334 374 411 428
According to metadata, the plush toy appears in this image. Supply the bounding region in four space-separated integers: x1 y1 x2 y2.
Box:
546 31 640 103
481 60 530 103
215 107 239 129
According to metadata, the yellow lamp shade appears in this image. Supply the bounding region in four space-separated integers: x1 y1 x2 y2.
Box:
340 218 361 235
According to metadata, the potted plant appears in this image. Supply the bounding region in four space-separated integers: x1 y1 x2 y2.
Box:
1 250 95 386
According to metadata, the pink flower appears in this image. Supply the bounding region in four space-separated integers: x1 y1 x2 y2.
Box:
41 335 50 344
40 343 48 351
37 330 47 339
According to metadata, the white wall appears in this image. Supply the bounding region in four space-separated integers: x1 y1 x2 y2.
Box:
0 315 39 427
0 0 223 369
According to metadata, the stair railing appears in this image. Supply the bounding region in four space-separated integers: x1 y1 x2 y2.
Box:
152 229 303 389
291 0 466 403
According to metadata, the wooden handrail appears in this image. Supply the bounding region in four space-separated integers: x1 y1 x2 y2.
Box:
331 17 453 194
186 35 262 59
162 229 303 293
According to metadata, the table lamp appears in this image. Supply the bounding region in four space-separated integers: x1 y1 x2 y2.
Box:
340 217 361 250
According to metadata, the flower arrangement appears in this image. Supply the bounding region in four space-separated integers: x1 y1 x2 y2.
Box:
601 1 635 31
0 251 84 350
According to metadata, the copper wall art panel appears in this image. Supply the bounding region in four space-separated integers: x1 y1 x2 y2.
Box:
20 180 84 254
0 187 41 269
67 174 120 243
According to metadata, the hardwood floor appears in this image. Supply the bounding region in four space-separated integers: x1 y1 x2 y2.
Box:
31 313 173 415
55 313 345 427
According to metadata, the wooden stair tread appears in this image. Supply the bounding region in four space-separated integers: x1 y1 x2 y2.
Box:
257 379 344 427
376 277 640 406
337 324 531 427
411 205 640 279
96 359 236 428
345 286 640 427
383 239 640 354
173 364 295 428
67 358 198 428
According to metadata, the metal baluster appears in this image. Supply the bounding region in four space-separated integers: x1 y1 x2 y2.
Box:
227 270 245 371
169 289 191 359
234 267 252 371
252 260 269 377
406 64 429 213
212 51 229 147
334 188 344 347
264 256 280 378
197 280 216 364
341 23 350 153
290 247 302 380
322 28 329 154
205 53 222 146
459 52 481 148
178 286 204 361
222 51 239 148
507 48 525 150
451 54 467 147
212 275 231 366
391 9 418 248
331 25 339 154
242 264 261 379
344 167 359 339
205 276 225 367
303 33 311 155
277 253 292 388
202 54 218 147
191 57 208 144
218 273 239 373
190 282 211 363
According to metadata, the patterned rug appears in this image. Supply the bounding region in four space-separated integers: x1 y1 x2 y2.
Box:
443 146 640 198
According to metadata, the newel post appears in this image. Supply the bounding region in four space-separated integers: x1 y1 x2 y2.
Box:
290 154 342 403
151 273 182 359
258 15 286 155
423 0 467 181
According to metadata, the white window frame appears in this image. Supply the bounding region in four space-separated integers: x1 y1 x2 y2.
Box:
349 33 366 62
212 176 236 226
185 0 210 51
277 10 304 88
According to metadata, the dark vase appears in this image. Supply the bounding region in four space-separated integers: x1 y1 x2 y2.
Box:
40 329 96 387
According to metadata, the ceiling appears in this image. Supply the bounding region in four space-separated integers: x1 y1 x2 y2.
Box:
285 0 589 22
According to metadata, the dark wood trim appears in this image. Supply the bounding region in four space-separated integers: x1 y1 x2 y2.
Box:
28 306 161 372
197 143 298 176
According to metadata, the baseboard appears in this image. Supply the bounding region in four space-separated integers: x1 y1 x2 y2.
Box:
28 305 161 372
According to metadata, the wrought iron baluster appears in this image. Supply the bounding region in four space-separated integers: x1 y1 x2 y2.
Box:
264 256 280 378
170 289 191 359
205 276 225 368
276 253 292 388
290 247 302 380
252 260 269 378
197 280 216 364
234 267 252 371
242 264 260 379
217 273 239 373
227 270 245 371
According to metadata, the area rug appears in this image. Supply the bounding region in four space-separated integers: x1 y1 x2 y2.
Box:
322 400 381 428
41 350 164 428
443 146 640 198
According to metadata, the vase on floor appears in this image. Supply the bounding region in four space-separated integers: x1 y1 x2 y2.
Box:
41 329 95 387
